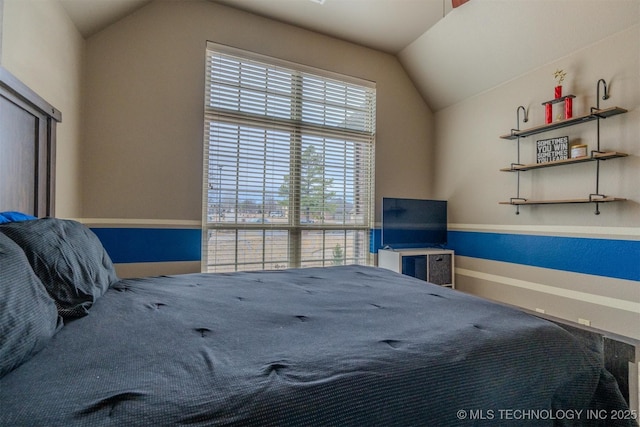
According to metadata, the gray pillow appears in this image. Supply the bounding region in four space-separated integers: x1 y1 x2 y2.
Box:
0 218 119 318
0 233 61 378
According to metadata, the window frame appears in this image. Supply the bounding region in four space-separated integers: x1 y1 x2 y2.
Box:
202 43 376 272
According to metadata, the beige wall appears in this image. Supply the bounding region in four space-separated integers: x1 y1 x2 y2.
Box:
433 25 640 339
0 0 84 218
81 0 433 223
0 0 4 58
434 25 639 226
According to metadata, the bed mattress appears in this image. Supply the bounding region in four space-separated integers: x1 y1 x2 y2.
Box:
0 265 633 426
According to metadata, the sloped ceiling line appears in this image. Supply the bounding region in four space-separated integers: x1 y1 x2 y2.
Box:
58 0 639 111
398 0 640 111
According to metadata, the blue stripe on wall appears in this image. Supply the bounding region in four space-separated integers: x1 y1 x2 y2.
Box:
447 230 640 282
93 226 639 281
92 228 201 264
369 228 381 253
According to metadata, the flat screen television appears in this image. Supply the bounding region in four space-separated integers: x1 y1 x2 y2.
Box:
381 198 447 249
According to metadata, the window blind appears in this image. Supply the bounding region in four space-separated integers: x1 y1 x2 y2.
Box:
203 43 376 272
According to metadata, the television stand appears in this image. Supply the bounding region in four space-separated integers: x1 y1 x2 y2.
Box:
378 248 455 288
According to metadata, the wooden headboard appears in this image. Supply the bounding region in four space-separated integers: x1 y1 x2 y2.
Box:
0 66 61 217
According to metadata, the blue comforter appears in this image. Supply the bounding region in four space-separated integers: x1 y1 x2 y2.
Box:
0 265 634 426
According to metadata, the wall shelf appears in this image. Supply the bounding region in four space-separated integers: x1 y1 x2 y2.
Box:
499 197 626 206
499 79 628 215
499 106 628 140
500 151 628 172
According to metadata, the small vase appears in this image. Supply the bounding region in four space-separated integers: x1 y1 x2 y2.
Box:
554 85 562 99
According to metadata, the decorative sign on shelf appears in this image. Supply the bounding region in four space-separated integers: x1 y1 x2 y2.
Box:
536 136 568 163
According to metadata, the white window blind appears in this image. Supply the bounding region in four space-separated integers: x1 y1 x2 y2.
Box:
203 43 376 272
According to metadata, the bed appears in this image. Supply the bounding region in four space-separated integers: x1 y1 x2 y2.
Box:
1 66 638 426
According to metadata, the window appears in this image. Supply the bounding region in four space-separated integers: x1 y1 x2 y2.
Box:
203 43 376 272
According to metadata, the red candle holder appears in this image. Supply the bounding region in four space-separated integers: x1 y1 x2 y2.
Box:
565 97 573 119
554 85 562 99
545 103 552 124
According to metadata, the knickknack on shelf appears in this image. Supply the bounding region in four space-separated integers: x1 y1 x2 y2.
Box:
499 78 628 215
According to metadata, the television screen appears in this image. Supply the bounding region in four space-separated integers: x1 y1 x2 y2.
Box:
381 198 447 249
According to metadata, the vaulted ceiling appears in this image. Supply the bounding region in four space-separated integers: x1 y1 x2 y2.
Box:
60 0 451 52
59 0 639 111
